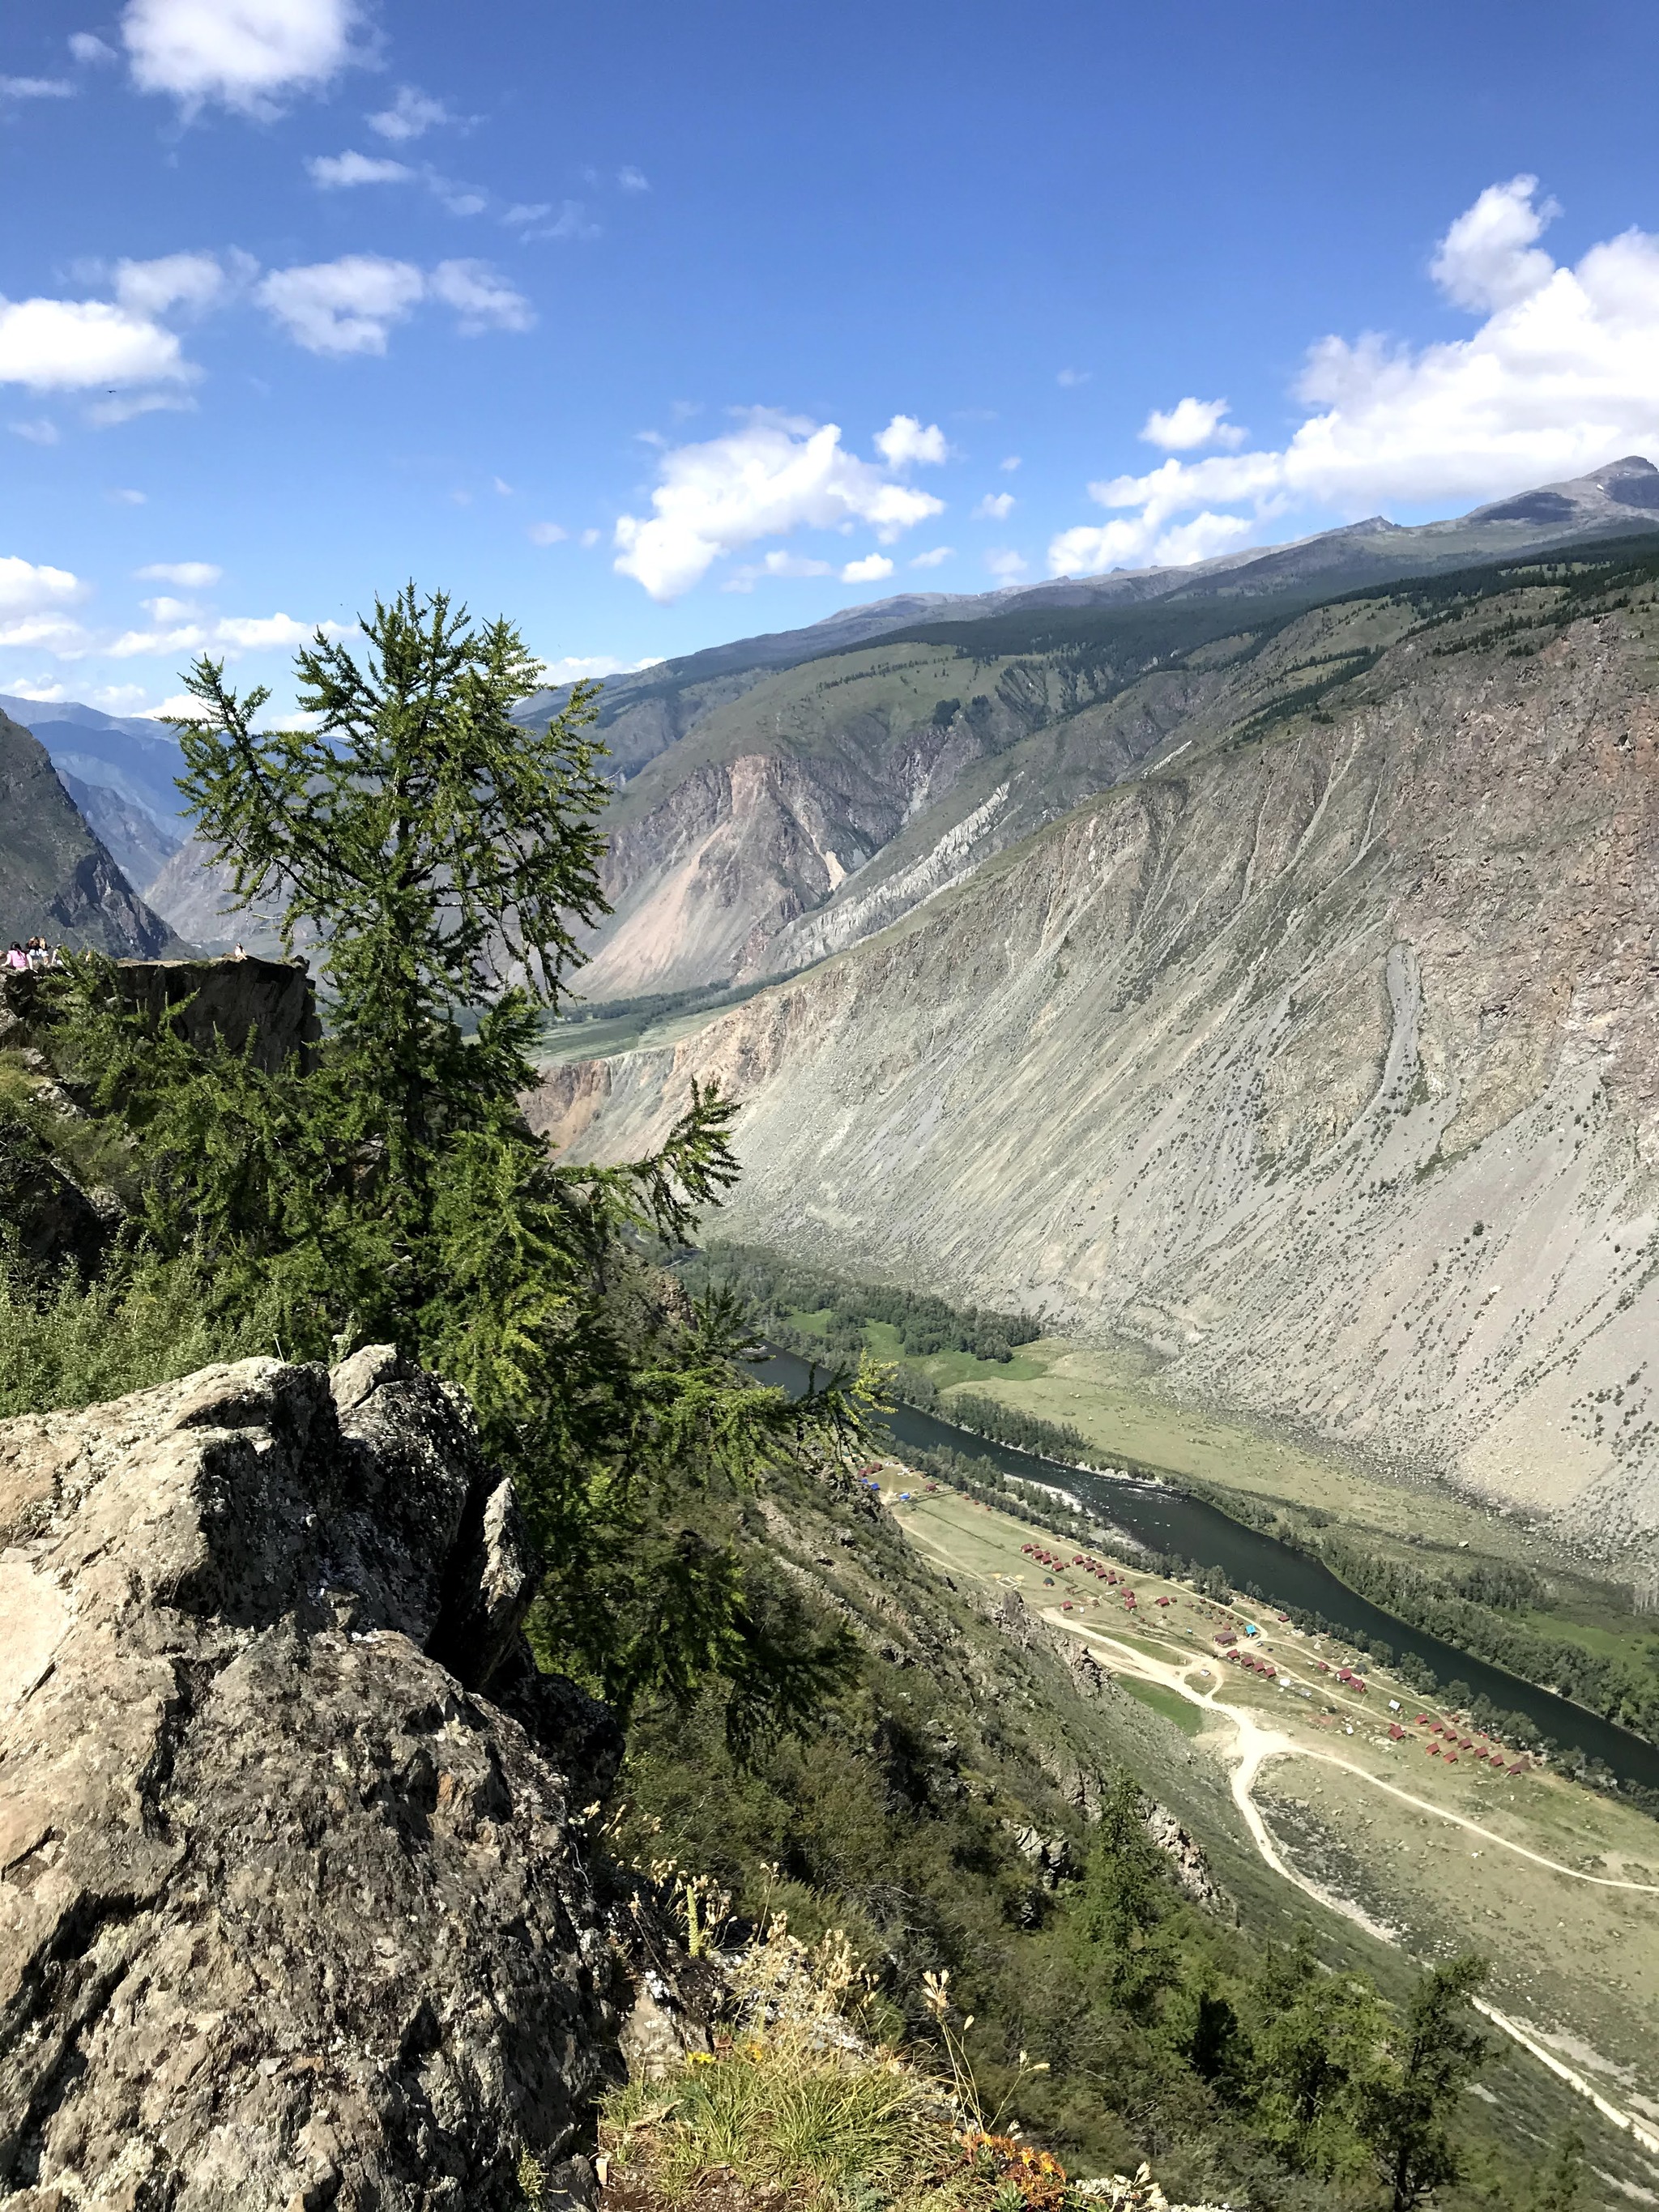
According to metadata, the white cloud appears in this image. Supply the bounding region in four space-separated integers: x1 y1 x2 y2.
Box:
109 608 348 658
213 612 313 648
428 259 533 334
69 32 117 62
114 249 229 318
0 616 92 653
579 526 601 548
256 254 532 355
308 149 415 187
254 256 424 355
0 557 84 616
109 488 147 505
1141 395 1244 451
137 560 221 586
909 545 953 569
614 409 946 601
366 83 448 142
0 293 194 390
522 201 599 242
528 521 566 545
617 165 649 192
873 413 947 467
122 0 360 113
1430 174 1560 312
973 491 1016 520
1056 368 1090 388
842 553 893 583
723 549 836 591
1049 177 1659 578
540 653 663 683
9 417 58 445
985 548 1028 580
143 691 214 718
1 76 75 99
88 390 196 427
1000 454 1021 471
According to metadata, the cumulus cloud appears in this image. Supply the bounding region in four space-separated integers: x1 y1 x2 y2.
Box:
69 32 118 63
0 293 194 391
873 413 947 467
256 258 423 354
114 249 231 318
723 550 835 592
909 545 953 569
1141 395 1243 451
614 410 946 601
122 0 360 113
527 522 566 546
428 259 534 334
973 491 1015 520
1 76 75 99
255 255 530 354
842 553 893 583
137 560 221 586
366 83 448 142
0 558 89 657
109 608 349 657
985 548 1028 580
1430 174 1560 312
308 150 415 187
1000 454 1021 471
617 165 649 192
0 557 84 615
1047 177 1659 578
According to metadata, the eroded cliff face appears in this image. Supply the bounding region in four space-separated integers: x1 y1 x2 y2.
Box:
535 605 1659 1550
0 1349 625 2209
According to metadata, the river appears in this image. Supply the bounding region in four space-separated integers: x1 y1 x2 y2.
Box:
760 1349 1659 1797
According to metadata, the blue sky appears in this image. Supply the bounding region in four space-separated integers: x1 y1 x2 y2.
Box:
4 0 1659 716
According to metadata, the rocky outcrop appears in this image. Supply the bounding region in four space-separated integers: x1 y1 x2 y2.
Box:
0 1349 625 2209
0 1118 117 1281
116 955 322 1075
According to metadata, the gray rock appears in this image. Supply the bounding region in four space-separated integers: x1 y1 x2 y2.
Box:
0 1352 625 2208
0 1115 116 1281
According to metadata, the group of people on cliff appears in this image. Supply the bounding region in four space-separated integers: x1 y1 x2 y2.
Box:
6 939 65 972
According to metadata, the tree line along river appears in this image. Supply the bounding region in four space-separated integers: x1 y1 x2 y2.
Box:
760 1349 1659 1800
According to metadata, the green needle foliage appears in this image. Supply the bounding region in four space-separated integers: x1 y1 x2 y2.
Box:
48 585 872 1735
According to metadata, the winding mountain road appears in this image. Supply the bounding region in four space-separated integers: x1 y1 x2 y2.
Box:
1048 1608 1659 2161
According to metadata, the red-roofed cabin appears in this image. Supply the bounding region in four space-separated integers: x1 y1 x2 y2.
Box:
1388 1723 1405 1740
1156 1596 1171 1607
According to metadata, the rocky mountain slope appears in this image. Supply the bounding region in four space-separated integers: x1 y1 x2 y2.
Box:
535 541 1659 1553
560 461 1659 1000
0 695 190 893
0 710 180 957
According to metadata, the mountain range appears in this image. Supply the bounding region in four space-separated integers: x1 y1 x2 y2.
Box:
524 460 1659 1555
13 465 1659 1555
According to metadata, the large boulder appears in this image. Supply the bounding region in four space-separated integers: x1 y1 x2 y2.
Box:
0 1349 623 2209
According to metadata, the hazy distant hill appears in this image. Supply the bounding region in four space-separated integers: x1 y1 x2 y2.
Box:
0 709 181 957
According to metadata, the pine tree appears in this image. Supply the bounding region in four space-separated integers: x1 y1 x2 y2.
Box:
59 586 870 1732
1355 1954 1490 2210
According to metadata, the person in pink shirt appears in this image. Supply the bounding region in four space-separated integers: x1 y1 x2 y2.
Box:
5 943 26 970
